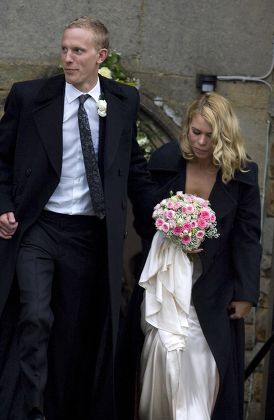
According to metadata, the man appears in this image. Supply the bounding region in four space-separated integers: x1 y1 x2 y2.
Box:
0 16 154 420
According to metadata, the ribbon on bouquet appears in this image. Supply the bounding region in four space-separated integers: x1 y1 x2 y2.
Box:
139 231 193 351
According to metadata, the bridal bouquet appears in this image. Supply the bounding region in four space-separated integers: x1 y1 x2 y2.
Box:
152 191 219 252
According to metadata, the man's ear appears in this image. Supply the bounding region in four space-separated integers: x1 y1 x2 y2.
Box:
97 48 108 64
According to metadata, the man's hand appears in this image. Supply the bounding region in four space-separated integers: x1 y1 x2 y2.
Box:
228 301 252 320
0 212 18 239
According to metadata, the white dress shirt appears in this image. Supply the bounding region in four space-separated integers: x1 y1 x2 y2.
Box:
45 79 101 215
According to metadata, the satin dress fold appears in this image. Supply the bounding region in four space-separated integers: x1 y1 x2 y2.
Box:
138 234 218 420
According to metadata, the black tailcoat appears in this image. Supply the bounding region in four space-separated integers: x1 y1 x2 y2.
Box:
0 74 154 419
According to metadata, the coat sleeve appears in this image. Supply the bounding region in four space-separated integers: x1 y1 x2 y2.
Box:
127 90 158 240
231 163 262 305
0 84 19 215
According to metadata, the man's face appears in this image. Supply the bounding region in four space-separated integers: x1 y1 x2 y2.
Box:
61 27 107 92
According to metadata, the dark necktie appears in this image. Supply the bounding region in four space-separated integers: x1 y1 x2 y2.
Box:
78 94 105 219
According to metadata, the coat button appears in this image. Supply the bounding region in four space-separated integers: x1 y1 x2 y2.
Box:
25 168 32 177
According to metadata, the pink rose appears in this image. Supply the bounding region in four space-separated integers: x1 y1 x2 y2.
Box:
162 223 170 233
182 222 192 231
172 226 183 235
184 195 193 203
197 218 208 229
169 220 176 229
200 210 210 220
191 221 198 228
196 230 205 239
186 205 194 213
155 218 164 228
164 210 175 219
210 213 216 222
174 202 183 210
181 235 191 245
167 201 175 209
196 197 207 206
181 207 187 213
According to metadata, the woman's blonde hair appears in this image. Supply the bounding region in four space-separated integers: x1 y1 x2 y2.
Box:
180 92 249 183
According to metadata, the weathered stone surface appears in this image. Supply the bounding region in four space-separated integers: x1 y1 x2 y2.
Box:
245 401 263 420
261 255 272 273
245 308 255 324
247 342 265 372
139 0 274 76
258 283 271 309
262 217 274 255
266 179 274 216
253 372 264 402
270 143 274 179
245 324 256 350
0 62 60 90
256 307 268 342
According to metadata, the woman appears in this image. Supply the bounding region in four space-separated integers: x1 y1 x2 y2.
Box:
137 92 261 420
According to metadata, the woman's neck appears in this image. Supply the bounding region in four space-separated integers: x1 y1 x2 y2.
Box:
189 157 217 173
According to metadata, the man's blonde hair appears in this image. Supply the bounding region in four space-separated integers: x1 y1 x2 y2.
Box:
64 16 109 50
180 92 249 183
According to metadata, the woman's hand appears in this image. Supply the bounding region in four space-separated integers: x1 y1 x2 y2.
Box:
187 248 203 254
228 301 252 320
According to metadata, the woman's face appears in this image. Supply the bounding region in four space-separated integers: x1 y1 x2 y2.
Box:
188 114 213 161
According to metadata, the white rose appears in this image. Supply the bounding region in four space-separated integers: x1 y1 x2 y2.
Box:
97 99 107 117
98 67 112 79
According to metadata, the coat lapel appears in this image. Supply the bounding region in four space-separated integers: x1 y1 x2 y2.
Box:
32 75 65 177
208 171 238 222
99 76 128 171
199 171 239 274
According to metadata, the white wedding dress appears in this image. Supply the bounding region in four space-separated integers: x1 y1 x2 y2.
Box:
138 232 218 420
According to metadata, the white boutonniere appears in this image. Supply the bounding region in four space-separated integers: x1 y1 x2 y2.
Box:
97 95 107 117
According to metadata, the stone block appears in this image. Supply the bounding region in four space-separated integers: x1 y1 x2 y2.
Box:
245 308 255 324
245 323 256 350
262 217 274 255
0 62 60 90
246 342 265 373
259 276 271 298
258 290 271 309
245 401 262 420
269 143 274 179
260 255 272 274
253 371 264 402
244 376 252 401
266 179 274 216
255 307 268 342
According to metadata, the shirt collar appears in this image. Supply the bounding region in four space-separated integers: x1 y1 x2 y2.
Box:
65 78 101 104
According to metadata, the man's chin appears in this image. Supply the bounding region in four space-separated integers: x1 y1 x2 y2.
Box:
64 78 73 84
64 75 77 85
